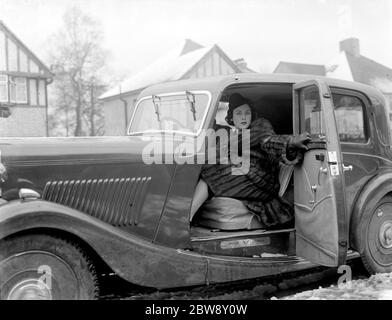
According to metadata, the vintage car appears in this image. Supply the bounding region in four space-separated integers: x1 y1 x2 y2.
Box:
1 73 392 300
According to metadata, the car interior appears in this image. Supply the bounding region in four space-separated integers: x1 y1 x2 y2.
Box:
190 83 298 258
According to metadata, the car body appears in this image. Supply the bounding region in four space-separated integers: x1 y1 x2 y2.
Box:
1 73 392 299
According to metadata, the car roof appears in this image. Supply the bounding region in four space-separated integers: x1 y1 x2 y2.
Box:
139 73 385 102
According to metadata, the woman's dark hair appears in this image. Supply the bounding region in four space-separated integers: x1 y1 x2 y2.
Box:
225 93 256 126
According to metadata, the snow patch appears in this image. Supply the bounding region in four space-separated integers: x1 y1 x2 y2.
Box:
277 273 392 300
100 40 212 99
379 289 392 300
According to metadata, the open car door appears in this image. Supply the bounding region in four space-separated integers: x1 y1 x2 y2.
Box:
293 80 348 267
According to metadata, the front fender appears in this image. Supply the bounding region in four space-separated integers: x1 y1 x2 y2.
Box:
350 170 392 250
0 199 206 288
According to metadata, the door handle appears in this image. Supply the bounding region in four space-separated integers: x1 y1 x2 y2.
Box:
318 166 328 185
309 185 317 204
342 164 353 172
319 167 328 174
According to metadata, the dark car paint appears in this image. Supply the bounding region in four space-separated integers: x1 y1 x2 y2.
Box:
0 73 391 288
0 199 329 289
153 163 202 247
328 87 390 242
0 136 177 242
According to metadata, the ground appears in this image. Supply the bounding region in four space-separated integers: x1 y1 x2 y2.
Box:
100 260 380 300
278 273 392 300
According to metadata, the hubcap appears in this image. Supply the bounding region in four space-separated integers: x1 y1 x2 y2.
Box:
7 278 52 300
379 221 392 249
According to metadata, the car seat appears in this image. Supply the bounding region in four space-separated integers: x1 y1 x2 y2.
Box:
196 163 294 230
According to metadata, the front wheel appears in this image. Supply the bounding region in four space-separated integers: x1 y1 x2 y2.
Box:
356 195 392 274
0 234 99 300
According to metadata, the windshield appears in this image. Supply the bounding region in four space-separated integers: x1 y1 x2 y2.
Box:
128 91 211 135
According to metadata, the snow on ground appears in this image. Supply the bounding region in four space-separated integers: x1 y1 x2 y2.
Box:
277 273 392 300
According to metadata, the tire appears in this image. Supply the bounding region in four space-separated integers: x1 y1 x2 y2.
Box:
356 195 392 274
0 234 99 300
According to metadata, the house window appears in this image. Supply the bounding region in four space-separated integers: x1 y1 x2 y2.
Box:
9 76 27 104
0 75 8 102
29 79 37 105
0 30 6 71
38 79 46 106
332 93 366 143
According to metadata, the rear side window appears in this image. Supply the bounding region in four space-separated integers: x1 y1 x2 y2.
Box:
332 93 367 143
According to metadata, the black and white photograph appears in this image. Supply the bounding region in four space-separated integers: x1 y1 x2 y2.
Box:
1 0 392 308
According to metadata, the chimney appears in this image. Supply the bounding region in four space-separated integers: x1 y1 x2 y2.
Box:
340 38 360 57
234 58 247 70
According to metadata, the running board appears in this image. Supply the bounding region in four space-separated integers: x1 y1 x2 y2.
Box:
190 227 295 242
190 227 296 257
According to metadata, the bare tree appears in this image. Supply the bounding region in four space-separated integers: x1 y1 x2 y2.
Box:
48 6 108 136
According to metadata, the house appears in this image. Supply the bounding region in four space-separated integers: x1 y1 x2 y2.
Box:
233 58 256 73
99 39 251 135
274 38 392 116
0 20 54 137
326 38 392 115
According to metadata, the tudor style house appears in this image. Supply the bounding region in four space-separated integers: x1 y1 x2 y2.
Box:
99 39 254 135
0 20 54 137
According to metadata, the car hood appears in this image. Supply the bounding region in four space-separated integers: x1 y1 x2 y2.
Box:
0 136 164 164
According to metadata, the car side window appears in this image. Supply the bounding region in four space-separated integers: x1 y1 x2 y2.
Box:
301 85 325 137
332 93 367 143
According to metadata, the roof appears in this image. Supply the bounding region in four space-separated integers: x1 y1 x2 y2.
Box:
233 58 256 73
274 61 326 76
0 20 54 78
99 39 240 100
326 51 354 82
345 52 392 93
326 51 392 94
139 73 384 103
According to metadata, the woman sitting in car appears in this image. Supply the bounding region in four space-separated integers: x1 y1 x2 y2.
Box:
191 92 311 229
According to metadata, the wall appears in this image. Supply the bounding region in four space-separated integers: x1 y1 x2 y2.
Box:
103 92 138 135
187 51 236 79
0 105 46 137
0 27 49 137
